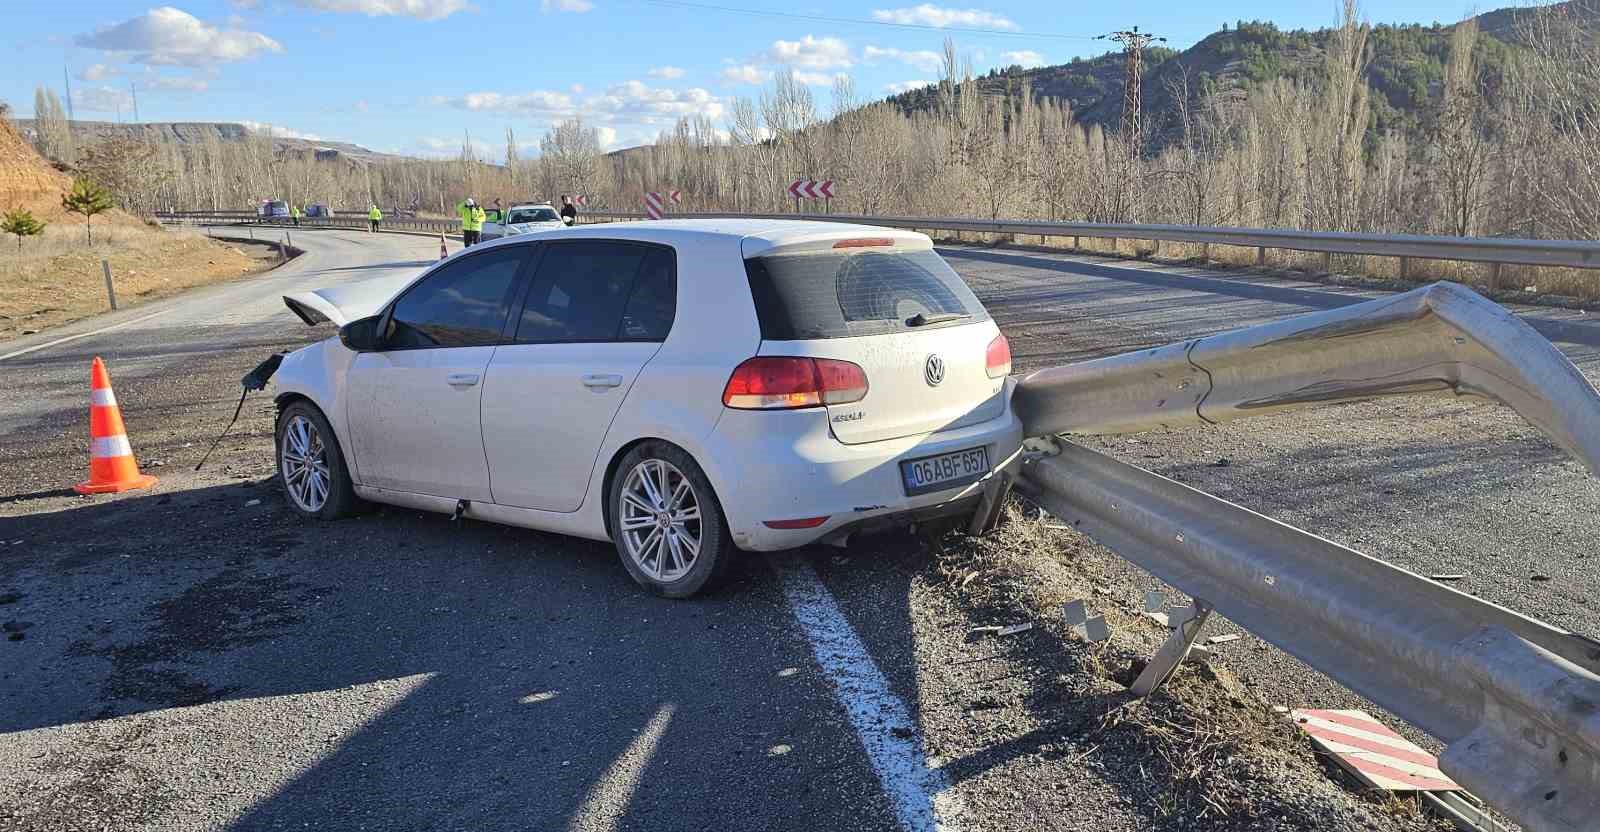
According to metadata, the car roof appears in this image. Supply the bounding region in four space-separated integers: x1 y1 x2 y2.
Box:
513 218 929 255
508 203 556 210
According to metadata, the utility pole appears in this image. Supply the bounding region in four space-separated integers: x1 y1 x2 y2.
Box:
130 82 139 123
1096 25 1165 221
1096 26 1166 159
62 63 75 122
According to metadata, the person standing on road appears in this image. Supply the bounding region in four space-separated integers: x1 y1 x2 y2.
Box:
457 198 487 247
560 194 578 226
291 204 302 227
368 204 382 233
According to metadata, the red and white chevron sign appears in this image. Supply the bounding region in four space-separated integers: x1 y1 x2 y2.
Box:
643 191 664 220
786 179 836 199
573 195 587 207
668 190 683 204
1291 709 1461 792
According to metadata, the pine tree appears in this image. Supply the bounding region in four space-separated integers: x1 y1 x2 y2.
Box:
62 178 114 245
1 208 45 252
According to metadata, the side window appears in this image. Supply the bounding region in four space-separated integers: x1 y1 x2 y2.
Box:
619 248 676 341
385 248 525 349
514 241 669 343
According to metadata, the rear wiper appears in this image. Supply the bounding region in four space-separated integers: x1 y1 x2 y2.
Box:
906 312 969 327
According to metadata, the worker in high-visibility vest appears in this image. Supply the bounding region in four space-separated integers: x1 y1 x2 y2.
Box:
367 204 382 233
457 198 487 247
291 204 302 227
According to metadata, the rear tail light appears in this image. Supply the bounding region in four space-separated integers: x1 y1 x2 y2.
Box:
986 334 1012 378
763 516 830 529
722 357 869 409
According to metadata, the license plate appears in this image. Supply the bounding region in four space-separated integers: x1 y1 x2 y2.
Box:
900 446 990 496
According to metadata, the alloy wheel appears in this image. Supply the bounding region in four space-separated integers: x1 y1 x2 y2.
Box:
619 459 702 582
281 414 331 513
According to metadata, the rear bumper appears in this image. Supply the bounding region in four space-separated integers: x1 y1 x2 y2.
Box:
702 387 1024 552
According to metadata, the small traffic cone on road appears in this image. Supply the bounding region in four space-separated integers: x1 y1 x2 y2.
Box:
440 233 448 260
74 356 158 495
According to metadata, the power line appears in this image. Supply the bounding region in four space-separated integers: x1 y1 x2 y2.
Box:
638 0 1105 41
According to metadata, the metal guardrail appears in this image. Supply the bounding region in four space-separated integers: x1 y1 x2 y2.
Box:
163 209 1600 272
578 210 1600 272
1014 283 1600 832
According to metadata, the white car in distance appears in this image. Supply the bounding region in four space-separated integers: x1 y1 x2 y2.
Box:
482 203 567 240
273 220 1023 597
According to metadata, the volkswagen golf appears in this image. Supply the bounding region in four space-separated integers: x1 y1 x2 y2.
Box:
273 219 1023 597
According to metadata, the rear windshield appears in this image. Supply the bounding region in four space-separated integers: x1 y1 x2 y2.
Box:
509 207 559 223
744 248 988 340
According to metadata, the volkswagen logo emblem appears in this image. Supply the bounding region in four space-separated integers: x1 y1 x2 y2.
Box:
924 354 945 387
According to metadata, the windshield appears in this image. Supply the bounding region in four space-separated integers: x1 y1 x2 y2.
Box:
508 208 559 223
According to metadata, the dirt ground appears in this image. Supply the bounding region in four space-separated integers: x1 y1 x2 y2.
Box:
0 226 275 342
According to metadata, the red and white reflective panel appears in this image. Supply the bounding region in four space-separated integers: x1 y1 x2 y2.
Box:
1291 709 1460 792
643 191 663 220
574 195 588 206
786 179 837 200
668 189 682 204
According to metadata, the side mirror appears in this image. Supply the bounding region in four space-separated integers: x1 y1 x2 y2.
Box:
339 315 383 352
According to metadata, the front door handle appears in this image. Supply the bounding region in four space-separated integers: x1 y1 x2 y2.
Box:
582 373 624 389
446 373 481 387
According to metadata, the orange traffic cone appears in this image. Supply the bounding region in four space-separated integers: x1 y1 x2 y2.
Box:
74 356 158 494
439 233 448 260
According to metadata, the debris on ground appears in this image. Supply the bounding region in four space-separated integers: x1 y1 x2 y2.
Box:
1530 574 1552 582
1429 574 1467 582
1206 633 1243 645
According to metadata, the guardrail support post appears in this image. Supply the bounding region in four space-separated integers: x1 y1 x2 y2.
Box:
1400 256 1411 280
1256 246 1266 266
1072 236 1080 250
1152 239 1161 258
1490 262 1504 291
1201 242 1210 262
1321 251 1333 274
1131 599 1214 697
101 260 118 311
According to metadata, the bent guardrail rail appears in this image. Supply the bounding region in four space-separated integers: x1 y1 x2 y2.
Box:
1013 282 1600 831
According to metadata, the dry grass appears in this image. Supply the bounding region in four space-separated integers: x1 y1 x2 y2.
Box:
0 223 267 341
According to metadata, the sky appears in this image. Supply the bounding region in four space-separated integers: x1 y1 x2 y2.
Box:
4 1 1498 159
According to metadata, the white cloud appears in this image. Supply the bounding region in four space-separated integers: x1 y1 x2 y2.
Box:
570 83 585 94
72 86 136 113
595 125 618 148
648 65 685 80
412 135 496 159
437 81 724 127
75 7 283 67
765 35 852 69
540 0 593 11
291 0 472 19
78 63 120 82
141 74 210 93
720 64 771 85
1001 49 1046 68
240 120 324 141
885 79 933 94
871 5 1017 30
792 70 847 86
354 99 370 112
863 45 942 72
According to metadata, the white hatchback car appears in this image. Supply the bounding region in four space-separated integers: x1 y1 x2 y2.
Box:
481 203 567 240
272 219 1023 597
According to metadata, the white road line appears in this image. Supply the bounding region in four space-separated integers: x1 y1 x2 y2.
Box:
566 703 676 832
774 557 964 832
0 309 172 363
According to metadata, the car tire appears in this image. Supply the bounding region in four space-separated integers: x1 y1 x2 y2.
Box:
275 401 363 520
608 442 736 599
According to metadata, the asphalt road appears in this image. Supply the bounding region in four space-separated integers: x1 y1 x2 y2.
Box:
3 227 1596 832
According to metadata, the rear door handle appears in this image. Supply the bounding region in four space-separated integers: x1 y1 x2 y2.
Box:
582 373 624 389
446 373 481 387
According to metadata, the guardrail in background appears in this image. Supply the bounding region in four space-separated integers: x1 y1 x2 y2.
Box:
575 210 1600 276
1015 283 1600 832
160 209 1600 275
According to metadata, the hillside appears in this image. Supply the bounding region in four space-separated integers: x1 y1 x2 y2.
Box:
11 120 404 165
886 2 1591 149
0 114 74 222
